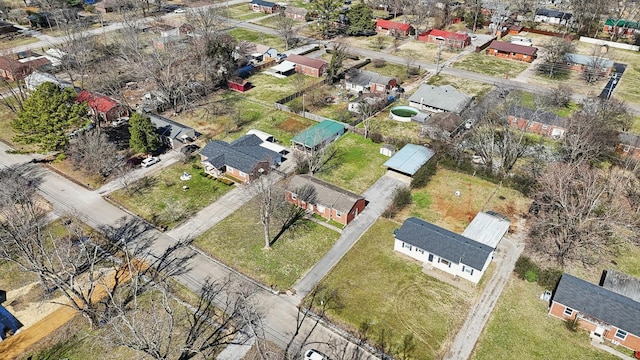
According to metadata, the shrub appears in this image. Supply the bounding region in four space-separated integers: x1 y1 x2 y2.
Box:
372 59 386 68
538 268 562 289
514 255 539 280
524 269 539 282
410 159 437 189
192 163 203 170
217 178 235 186
369 132 384 144
383 187 412 218
565 316 579 332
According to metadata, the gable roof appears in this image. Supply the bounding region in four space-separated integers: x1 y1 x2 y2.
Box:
605 18 640 30
0 305 23 340
286 54 327 70
395 217 493 270
148 113 195 141
552 273 640 336
0 55 26 74
408 84 472 113
602 269 640 303
564 53 614 69
376 19 412 32
424 29 470 41
77 90 121 114
508 105 567 128
285 6 307 15
461 212 510 249
618 132 640 148
200 135 280 173
292 120 345 148
383 144 435 176
535 8 572 20
488 40 538 56
250 0 276 7
287 174 363 213
248 42 275 55
345 69 394 87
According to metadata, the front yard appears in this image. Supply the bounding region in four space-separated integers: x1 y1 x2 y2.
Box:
244 72 311 103
226 4 268 21
452 52 531 78
108 161 233 229
426 74 494 98
194 199 340 290
226 28 285 50
318 219 473 359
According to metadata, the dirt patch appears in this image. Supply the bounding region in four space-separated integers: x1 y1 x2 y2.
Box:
277 118 307 132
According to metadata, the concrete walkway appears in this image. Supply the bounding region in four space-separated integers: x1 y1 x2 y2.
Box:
591 339 636 360
292 171 410 301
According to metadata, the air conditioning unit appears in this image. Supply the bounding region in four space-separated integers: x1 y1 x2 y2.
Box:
611 340 620 346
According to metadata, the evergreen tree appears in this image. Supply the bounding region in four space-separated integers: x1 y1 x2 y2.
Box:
128 112 161 154
346 3 374 35
311 0 342 38
12 82 88 152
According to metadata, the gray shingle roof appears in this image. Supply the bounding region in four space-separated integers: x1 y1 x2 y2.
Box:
200 135 280 173
552 273 640 336
564 53 614 69
395 217 493 270
148 113 195 141
345 69 394 88
618 132 640 148
508 105 567 127
408 84 472 114
287 175 363 213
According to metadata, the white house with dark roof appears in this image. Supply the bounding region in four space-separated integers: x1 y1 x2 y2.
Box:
408 84 472 114
549 272 640 352
148 113 197 149
344 69 397 94
394 217 494 284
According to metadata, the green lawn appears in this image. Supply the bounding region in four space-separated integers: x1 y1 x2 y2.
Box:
194 200 340 290
472 277 618 360
314 133 388 194
513 90 580 117
108 161 233 229
426 74 494 98
244 73 308 103
227 28 285 50
452 53 531 78
318 219 471 359
401 168 531 233
226 4 268 21
362 61 423 83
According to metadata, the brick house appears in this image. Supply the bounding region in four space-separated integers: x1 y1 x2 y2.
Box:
76 90 129 123
284 6 307 21
564 53 614 78
200 134 281 183
486 40 538 62
375 19 413 37
507 105 567 138
344 69 397 94
0 55 51 81
417 29 471 49
603 19 640 40
617 132 640 159
549 272 640 352
285 175 366 226
249 0 278 13
286 54 328 77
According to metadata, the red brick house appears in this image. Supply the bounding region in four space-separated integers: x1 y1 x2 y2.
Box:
507 105 567 138
249 0 278 13
603 19 640 40
486 40 538 62
417 29 471 49
284 6 307 21
549 272 640 353
286 54 328 77
76 90 129 123
617 132 640 159
344 69 397 94
0 55 50 81
285 175 366 226
375 19 414 37
564 53 614 78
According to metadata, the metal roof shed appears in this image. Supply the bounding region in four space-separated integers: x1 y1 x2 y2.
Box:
383 144 435 176
292 120 346 151
461 212 510 249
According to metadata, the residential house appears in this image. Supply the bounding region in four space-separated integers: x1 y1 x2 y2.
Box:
603 19 640 40
0 55 51 81
246 129 289 156
286 54 328 77
417 29 471 49
383 144 435 176
147 113 197 149
249 0 278 13
564 53 614 77
285 175 366 226
292 120 345 151
375 19 414 37
247 43 278 63
394 217 494 284
422 112 463 140
507 105 567 138
344 69 397 94
508 25 524 35
486 40 538 62
617 132 640 159
0 21 20 36
548 272 640 352
284 6 307 21
200 134 281 182
76 90 129 123
408 84 472 114
534 8 572 25
24 71 72 91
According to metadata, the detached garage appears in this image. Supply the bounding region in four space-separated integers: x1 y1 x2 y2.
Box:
461 212 511 249
383 144 435 176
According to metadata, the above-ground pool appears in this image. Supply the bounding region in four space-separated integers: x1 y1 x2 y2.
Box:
390 106 419 122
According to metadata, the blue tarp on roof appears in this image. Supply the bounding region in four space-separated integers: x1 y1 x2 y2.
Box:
0 305 23 340
383 144 435 176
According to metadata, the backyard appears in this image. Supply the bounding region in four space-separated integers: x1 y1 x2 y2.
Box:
452 52 531 79
400 168 532 233
108 161 233 229
314 133 389 194
318 219 473 359
225 4 268 21
194 199 340 290
426 74 494 98
227 28 285 50
244 72 310 104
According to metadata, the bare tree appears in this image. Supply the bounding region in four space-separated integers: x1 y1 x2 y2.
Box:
67 130 123 177
570 0 608 36
582 46 612 83
246 173 282 250
274 13 297 51
536 38 575 78
544 84 573 108
0 76 28 114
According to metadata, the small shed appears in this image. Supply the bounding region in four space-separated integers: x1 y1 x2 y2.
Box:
461 212 511 249
380 144 396 157
383 144 435 176
228 78 252 93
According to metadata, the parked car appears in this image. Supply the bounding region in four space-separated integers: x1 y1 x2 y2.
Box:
304 349 330 360
174 8 186 13
180 144 200 155
112 116 129 127
141 157 160 167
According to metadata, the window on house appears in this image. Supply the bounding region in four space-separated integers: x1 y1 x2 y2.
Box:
238 170 246 177
563 307 574 317
463 266 474 275
615 329 627 340
291 193 297 200
402 242 412 251
623 145 631 153
335 211 342 217
439 258 450 267
542 124 549 130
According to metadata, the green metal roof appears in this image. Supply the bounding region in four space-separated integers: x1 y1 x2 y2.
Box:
292 120 345 148
605 18 640 29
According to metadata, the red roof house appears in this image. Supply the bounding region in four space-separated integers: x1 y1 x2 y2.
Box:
486 40 538 62
375 19 414 37
76 90 129 123
286 54 328 77
417 29 471 49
